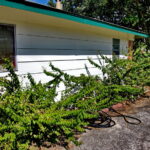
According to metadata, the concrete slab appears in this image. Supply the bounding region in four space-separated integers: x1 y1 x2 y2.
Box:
72 98 150 150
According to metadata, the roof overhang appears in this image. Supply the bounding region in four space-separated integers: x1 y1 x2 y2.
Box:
0 0 149 38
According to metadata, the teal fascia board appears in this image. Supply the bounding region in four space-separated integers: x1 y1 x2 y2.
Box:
0 0 149 38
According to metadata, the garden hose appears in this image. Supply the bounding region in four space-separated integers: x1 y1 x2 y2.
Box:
109 107 142 125
91 108 141 128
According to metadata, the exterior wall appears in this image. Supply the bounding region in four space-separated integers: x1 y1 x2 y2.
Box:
0 6 134 97
0 22 112 80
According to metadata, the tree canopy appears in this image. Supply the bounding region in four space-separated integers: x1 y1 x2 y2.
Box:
48 0 150 34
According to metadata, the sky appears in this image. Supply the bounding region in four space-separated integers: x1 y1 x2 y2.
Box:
29 0 50 5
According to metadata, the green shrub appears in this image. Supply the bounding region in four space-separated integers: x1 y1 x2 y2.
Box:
0 47 147 149
88 46 150 87
0 59 20 97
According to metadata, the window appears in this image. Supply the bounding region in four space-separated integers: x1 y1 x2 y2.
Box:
112 38 120 56
0 24 16 70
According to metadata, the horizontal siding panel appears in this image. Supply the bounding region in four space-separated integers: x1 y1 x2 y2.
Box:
17 59 102 74
17 36 77 49
17 33 112 44
19 67 102 83
0 72 9 77
16 36 112 51
17 49 112 55
16 23 114 41
17 55 100 62
76 41 111 51
16 24 79 39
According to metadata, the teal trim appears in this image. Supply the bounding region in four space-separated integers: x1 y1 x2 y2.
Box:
0 0 149 38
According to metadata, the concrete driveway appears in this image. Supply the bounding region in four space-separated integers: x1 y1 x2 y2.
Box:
72 98 150 150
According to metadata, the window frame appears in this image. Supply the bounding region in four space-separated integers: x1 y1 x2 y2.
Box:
112 38 120 56
0 23 17 72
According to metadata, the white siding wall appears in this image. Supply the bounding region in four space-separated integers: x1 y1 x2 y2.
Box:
0 21 131 81
15 22 114 82
0 5 136 100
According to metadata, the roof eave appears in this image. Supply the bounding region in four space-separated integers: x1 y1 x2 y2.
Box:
0 0 149 38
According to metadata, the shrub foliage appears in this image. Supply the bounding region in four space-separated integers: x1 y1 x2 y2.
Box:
0 48 149 149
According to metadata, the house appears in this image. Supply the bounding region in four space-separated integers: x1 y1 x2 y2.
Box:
0 0 149 83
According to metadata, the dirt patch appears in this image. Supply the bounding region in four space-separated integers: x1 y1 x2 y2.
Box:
111 97 150 115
